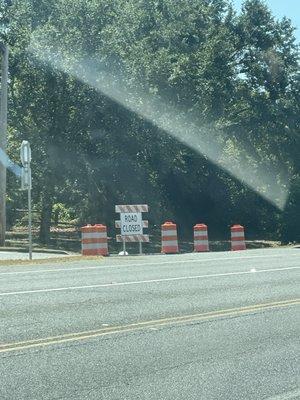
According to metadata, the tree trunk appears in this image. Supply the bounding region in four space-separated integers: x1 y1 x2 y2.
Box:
39 195 53 245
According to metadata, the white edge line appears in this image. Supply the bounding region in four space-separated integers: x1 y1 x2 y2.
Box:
0 266 299 297
0 253 299 277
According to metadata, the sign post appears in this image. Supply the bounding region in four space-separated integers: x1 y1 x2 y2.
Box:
122 237 126 255
20 141 32 260
115 205 149 255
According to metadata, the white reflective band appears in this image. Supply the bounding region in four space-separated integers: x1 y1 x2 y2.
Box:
194 234 208 239
232 241 245 246
194 240 209 245
82 243 107 250
162 230 177 237
231 231 245 238
82 232 107 239
162 240 178 247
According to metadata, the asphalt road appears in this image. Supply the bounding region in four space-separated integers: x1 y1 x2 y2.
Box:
0 248 299 400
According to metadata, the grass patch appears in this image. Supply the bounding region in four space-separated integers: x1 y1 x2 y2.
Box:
0 255 104 267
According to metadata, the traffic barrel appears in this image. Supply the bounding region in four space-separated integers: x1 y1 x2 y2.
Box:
81 224 109 256
194 223 209 252
231 224 246 251
161 221 179 254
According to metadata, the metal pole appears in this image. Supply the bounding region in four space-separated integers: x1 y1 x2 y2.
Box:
0 44 8 246
139 241 142 255
28 167 32 260
122 237 126 255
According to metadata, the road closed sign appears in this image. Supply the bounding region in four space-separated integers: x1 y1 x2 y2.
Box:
115 205 149 245
120 212 143 235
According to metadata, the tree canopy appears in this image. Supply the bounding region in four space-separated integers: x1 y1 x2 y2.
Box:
2 0 299 244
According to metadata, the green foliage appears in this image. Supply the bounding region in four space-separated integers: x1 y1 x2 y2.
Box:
3 0 300 243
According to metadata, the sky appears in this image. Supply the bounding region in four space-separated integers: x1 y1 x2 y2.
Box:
232 0 300 42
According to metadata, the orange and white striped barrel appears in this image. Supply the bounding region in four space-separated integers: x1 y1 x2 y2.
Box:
194 223 209 252
81 224 109 256
161 221 179 254
231 225 246 251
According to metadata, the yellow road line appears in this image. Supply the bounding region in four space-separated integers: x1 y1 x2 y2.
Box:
1 298 299 354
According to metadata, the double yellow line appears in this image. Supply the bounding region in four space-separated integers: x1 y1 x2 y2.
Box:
1 298 299 354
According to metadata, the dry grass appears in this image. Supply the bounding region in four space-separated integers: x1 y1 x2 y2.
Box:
0 255 103 267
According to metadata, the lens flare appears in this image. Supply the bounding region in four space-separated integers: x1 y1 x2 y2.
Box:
28 41 290 210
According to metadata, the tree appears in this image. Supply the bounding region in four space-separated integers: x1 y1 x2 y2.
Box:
4 0 300 246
